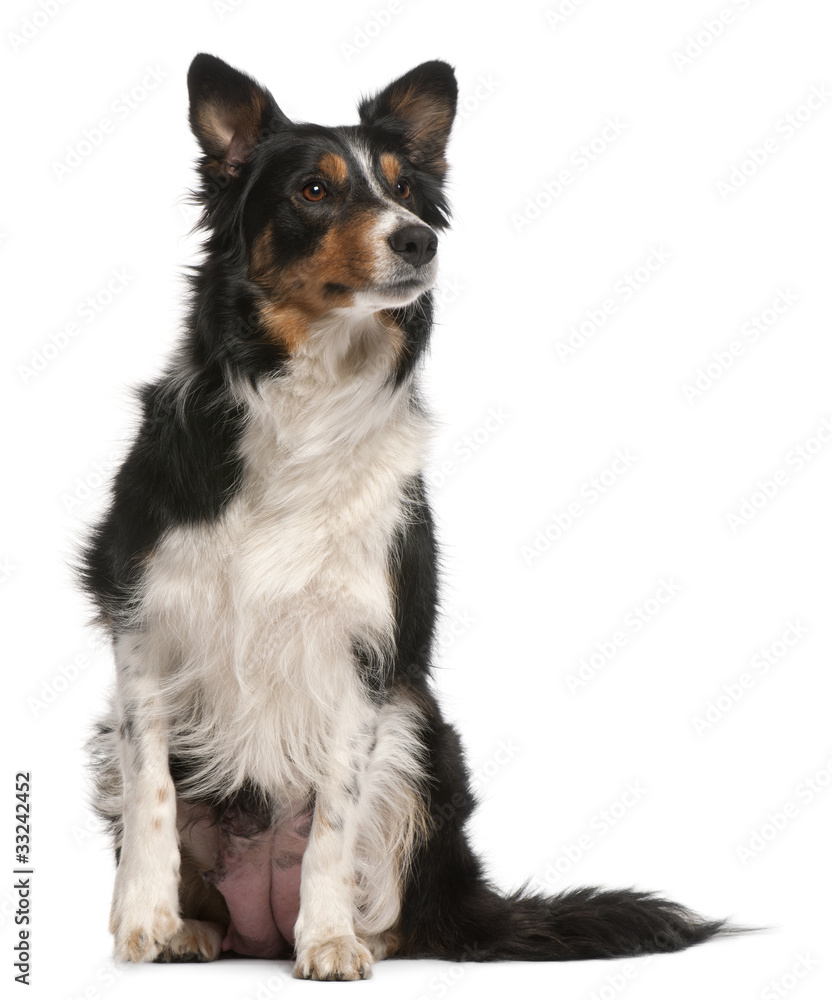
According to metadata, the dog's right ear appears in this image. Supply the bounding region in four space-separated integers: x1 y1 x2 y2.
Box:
187 54 287 178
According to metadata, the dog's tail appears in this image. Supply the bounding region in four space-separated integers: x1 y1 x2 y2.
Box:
398 879 733 961
396 701 742 962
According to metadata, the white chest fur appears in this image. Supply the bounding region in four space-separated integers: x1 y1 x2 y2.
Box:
138 328 430 800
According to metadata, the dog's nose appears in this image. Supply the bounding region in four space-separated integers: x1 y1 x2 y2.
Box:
387 225 438 268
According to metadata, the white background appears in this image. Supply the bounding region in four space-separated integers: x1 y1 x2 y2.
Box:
3 0 831 997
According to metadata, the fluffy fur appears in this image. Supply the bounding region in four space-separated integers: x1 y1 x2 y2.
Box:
81 54 734 980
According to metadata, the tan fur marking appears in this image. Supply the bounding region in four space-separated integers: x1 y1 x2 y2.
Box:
317 151 349 185
184 932 199 951
250 221 275 277
250 212 383 351
196 104 226 155
152 817 162 831
256 304 318 353
383 928 402 956
380 311 406 359
156 787 169 804
380 152 402 186
316 806 333 832
363 928 401 960
126 931 149 962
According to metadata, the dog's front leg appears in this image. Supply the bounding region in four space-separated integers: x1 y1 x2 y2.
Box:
109 631 182 962
293 754 374 981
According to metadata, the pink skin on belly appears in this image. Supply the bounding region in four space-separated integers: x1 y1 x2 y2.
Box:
178 801 310 958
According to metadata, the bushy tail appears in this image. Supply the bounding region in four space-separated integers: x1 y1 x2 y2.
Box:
399 700 743 962
400 881 734 961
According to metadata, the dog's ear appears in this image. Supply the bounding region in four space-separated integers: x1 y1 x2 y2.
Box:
357 61 457 176
187 54 287 178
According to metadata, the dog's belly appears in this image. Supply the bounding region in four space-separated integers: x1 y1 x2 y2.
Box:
179 799 311 958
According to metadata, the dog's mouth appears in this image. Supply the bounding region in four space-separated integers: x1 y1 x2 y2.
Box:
377 277 432 295
353 279 433 314
363 263 438 306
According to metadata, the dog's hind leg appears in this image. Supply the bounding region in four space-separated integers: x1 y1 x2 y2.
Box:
107 630 185 962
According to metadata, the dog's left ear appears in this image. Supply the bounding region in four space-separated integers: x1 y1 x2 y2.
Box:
358 61 457 176
188 53 288 178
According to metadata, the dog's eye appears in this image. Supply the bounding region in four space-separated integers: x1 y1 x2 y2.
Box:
301 182 327 202
395 179 411 199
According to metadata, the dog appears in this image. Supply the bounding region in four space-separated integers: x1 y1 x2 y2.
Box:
81 53 732 980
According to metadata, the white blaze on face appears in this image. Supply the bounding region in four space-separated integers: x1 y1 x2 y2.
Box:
347 141 439 308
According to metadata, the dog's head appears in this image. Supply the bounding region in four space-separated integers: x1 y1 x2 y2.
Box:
187 54 457 354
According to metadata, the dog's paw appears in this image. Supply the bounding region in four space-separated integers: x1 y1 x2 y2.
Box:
111 904 181 962
157 919 224 963
293 935 374 981
109 869 182 963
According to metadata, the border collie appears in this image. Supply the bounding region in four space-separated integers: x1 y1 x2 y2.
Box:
81 53 731 980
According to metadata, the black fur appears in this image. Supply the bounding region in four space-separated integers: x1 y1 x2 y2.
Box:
80 372 246 628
